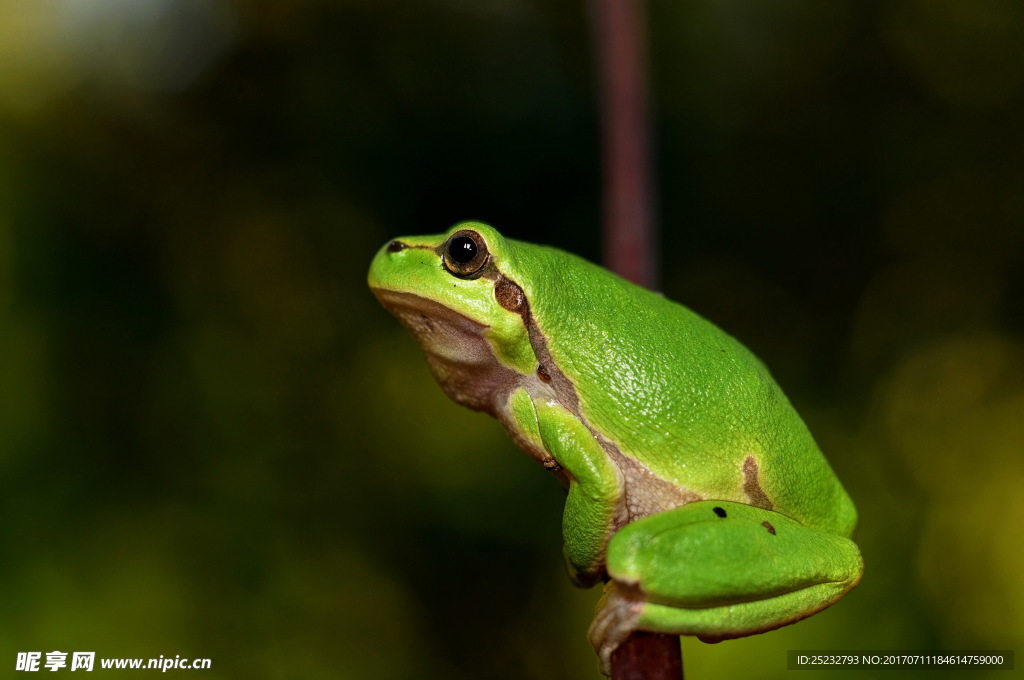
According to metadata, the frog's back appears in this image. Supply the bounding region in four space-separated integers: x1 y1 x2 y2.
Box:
507 239 856 537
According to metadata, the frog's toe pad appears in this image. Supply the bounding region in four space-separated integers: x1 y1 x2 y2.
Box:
588 582 644 677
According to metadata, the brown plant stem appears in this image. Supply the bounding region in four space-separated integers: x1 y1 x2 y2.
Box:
611 633 684 680
590 0 657 289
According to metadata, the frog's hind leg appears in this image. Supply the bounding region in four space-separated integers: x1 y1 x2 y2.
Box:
589 500 862 675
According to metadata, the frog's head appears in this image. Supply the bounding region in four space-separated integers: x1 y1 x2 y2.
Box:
368 221 537 411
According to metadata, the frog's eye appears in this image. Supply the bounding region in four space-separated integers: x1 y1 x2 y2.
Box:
443 229 489 278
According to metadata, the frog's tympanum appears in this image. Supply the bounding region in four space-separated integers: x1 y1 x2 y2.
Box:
368 222 862 675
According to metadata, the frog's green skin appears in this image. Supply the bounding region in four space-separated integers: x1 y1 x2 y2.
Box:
368 222 862 676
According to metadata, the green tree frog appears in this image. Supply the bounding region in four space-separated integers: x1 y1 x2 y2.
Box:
368 222 862 675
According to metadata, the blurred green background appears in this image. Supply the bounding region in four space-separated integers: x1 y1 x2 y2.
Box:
1 1 1022 678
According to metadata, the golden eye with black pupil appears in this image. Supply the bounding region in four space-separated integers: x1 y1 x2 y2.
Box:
442 230 489 278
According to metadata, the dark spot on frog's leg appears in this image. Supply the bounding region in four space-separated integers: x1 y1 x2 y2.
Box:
537 364 551 383
762 521 776 535
742 455 773 510
713 506 727 518
387 240 408 252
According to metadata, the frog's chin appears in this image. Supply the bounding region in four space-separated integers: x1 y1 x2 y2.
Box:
371 288 489 351
371 288 518 413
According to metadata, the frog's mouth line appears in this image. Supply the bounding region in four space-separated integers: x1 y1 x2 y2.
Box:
370 288 490 337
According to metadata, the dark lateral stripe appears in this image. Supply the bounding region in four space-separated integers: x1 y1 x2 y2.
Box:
743 455 773 510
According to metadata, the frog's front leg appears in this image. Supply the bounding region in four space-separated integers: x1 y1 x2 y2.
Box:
590 500 863 676
527 398 624 587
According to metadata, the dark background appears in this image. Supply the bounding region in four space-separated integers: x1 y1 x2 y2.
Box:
1 1 1022 678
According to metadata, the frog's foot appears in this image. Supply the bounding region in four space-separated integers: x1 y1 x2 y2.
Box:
588 582 644 676
589 501 863 676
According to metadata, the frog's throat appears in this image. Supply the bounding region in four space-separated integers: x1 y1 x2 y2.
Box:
370 287 522 413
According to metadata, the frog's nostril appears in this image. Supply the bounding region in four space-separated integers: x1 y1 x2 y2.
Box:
387 240 408 253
